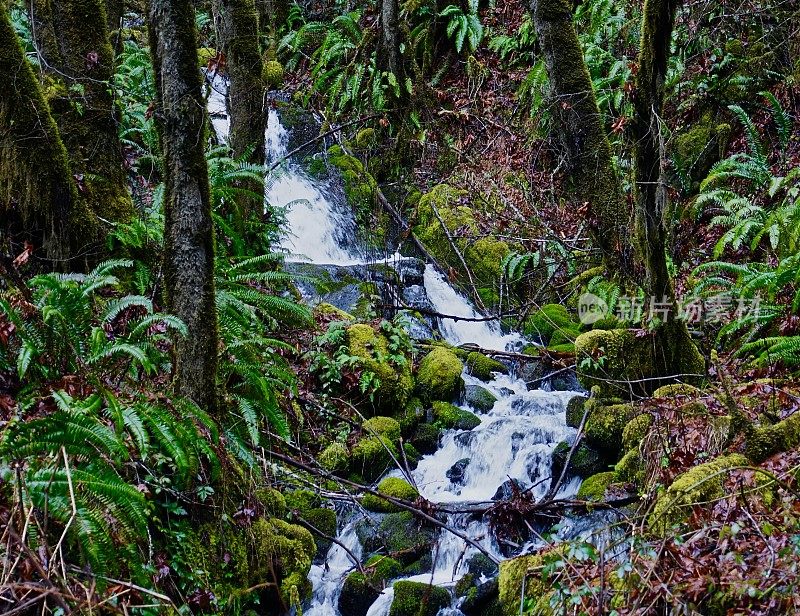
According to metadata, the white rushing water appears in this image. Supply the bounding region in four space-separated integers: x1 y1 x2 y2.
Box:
207 94 582 615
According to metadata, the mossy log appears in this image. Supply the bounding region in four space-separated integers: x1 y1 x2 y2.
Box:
0 1 96 262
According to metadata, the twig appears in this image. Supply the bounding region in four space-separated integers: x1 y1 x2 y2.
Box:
48 448 76 576
544 402 591 502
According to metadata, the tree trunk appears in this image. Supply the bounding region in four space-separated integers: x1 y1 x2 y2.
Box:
30 0 134 225
633 0 679 302
377 0 402 79
106 0 126 54
530 0 632 277
214 0 266 164
148 0 219 413
0 1 96 263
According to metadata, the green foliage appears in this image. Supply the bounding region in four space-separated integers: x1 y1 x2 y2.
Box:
439 0 483 54
488 14 536 64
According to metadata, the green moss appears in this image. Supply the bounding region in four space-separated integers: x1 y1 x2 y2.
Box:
584 400 636 457
362 477 419 512
575 326 704 399
340 555 403 616
524 304 577 342
355 127 377 148
745 412 800 462
498 549 560 616
197 46 216 67
565 395 587 428
411 423 441 454
464 236 511 286
621 413 653 452
398 397 425 435
327 145 382 241
351 435 399 482
464 384 498 412
454 573 475 597
649 454 749 531
262 59 284 88
389 581 450 616
577 471 616 501
304 507 337 556
465 352 508 382
432 401 481 430
255 488 286 518
416 347 464 403
319 442 349 473
285 489 321 515
314 302 354 321
551 440 603 478
363 416 402 441
614 449 644 486
347 324 414 414
652 383 700 398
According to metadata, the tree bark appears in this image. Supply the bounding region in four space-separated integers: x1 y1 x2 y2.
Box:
214 0 266 164
530 0 632 277
377 0 402 79
0 1 96 263
148 0 219 413
30 0 134 225
633 0 679 302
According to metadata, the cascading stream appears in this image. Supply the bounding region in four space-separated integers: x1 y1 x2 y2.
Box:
208 92 583 615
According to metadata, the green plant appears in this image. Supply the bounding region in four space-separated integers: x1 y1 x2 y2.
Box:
439 0 483 54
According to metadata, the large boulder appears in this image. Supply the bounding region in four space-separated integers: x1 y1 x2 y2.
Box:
416 347 464 403
432 401 481 431
583 399 636 458
362 477 419 513
350 435 398 482
339 555 403 616
463 384 498 412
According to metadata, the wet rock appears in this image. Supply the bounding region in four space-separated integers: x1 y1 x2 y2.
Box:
389 581 450 616
339 555 403 616
432 401 481 430
416 347 464 403
446 458 471 484
466 553 499 578
550 440 603 481
461 578 500 616
465 351 509 382
454 431 475 447
411 423 441 455
360 512 435 564
397 258 426 286
463 384 498 412
491 478 525 501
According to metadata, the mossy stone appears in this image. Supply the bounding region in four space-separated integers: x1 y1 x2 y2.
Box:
745 411 800 462
524 304 577 342
363 416 402 441
347 323 414 414
417 346 464 403
649 454 748 532
652 383 700 398
362 477 419 513
551 440 603 479
256 488 286 518
351 435 399 482
314 302 354 321
304 507 337 557
584 400 636 457
398 397 425 436
464 383 498 412
389 581 450 616
465 352 508 382
565 395 587 428
319 442 349 473
361 511 434 562
498 549 560 616
411 423 441 454
577 471 616 501
284 489 321 515
355 127 377 148
621 413 653 452
614 448 644 486
432 401 481 430
340 555 403 616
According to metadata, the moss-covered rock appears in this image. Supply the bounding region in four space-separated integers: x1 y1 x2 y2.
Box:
432 401 481 430
745 412 800 462
417 347 464 402
467 553 499 578
351 435 399 482
621 413 653 452
319 442 350 473
355 127 377 149
362 477 419 513
313 302 354 321
411 423 441 454
566 395 587 428
524 304 578 343
252 517 316 604
464 383 498 412
363 416 402 441
649 454 748 531
672 111 731 186
652 383 700 398
575 326 705 399
256 488 286 518
304 507 337 557
398 397 425 436
262 59 284 89
340 555 403 616
284 489 321 514
197 47 216 67
360 511 435 564
551 440 604 479
614 448 644 486
347 323 414 414
584 400 636 457
465 352 508 382
577 471 616 502
498 549 559 616
389 581 451 616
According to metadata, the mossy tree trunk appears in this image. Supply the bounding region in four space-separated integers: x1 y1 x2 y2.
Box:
377 0 402 79
0 1 96 263
214 0 266 165
30 0 135 225
148 0 219 414
530 0 632 277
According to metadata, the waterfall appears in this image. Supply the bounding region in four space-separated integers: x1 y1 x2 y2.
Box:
206 92 584 615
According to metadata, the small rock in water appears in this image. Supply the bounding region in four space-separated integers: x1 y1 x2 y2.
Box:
446 458 471 484
463 384 498 412
492 478 525 501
